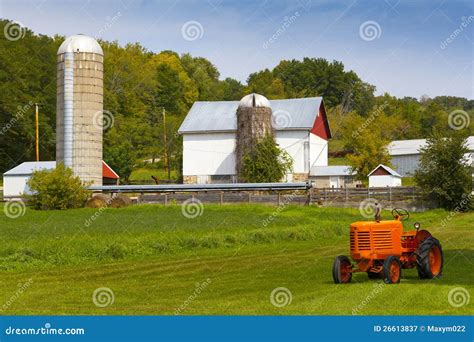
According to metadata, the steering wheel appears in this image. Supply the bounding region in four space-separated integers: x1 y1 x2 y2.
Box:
391 208 409 221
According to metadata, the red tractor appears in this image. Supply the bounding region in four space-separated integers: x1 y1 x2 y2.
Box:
332 208 443 284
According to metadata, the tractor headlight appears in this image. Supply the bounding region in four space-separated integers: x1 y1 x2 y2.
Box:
414 222 421 230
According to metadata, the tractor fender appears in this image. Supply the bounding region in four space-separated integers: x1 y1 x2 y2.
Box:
415 229 432 245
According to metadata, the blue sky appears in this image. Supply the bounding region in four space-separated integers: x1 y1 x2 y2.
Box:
1 0 472 99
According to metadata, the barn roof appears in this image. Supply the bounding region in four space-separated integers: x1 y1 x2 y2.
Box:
3 161 56 176
388 136 474 156
178 97 324 133
310 165 354 177
4 161 119 179
102 161 120 179
368 164 402 178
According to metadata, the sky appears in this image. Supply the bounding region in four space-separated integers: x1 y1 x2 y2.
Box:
1 0 473 99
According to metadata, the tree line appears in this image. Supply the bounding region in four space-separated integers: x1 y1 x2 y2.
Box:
0 19 472 181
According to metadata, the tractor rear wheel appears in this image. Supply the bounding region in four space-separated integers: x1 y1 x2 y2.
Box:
416 236 443 279
383 256 401 284
332 255 352 284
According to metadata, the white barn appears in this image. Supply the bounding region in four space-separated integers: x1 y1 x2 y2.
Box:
368 164 402 187
178 97 331 184
388 136 474 177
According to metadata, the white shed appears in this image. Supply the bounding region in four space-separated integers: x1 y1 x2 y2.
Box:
3 161 119 198
310 165 361 188
3 161 56 198
368 164 402 187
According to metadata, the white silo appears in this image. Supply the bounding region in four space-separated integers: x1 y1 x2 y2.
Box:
56 34 103 186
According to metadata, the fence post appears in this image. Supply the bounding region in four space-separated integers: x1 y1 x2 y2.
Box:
345 187 348 203
278 192 282 206
389 187 392 204
220 192 224 205
164 194 168 205
368 187 370 198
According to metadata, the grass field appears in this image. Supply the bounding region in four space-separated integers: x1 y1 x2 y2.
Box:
0 203 472 315
129 167 177 182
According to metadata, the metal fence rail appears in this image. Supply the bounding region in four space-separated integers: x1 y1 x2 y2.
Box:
89 182 311 193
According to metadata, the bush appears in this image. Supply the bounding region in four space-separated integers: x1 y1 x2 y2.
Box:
414 132 472 210
240 135 293 182
26 163 91 210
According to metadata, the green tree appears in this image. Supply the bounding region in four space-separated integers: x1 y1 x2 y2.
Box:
26 163 90 209
220 78 245 100
181 53 221 101
414 132 472 210
240 135 293 183
341 112 392 182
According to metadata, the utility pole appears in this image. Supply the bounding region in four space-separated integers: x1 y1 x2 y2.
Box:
162 107 170 180
35 103 39 161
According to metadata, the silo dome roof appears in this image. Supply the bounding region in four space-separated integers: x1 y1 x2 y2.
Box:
238 93 271 108
57 34 103 55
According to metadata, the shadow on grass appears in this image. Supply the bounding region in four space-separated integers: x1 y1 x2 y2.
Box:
323 249 473 286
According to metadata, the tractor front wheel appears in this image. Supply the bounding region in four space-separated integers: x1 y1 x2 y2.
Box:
383 256 401 284
416 236 443 279
332 255 352 284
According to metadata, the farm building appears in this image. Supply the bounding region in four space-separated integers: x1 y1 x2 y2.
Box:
178 94 331 184
310 165 361 188
368 164 402 187
3 161 119 198
388 136 474 177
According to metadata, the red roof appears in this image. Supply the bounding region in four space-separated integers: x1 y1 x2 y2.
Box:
102 161 119 179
